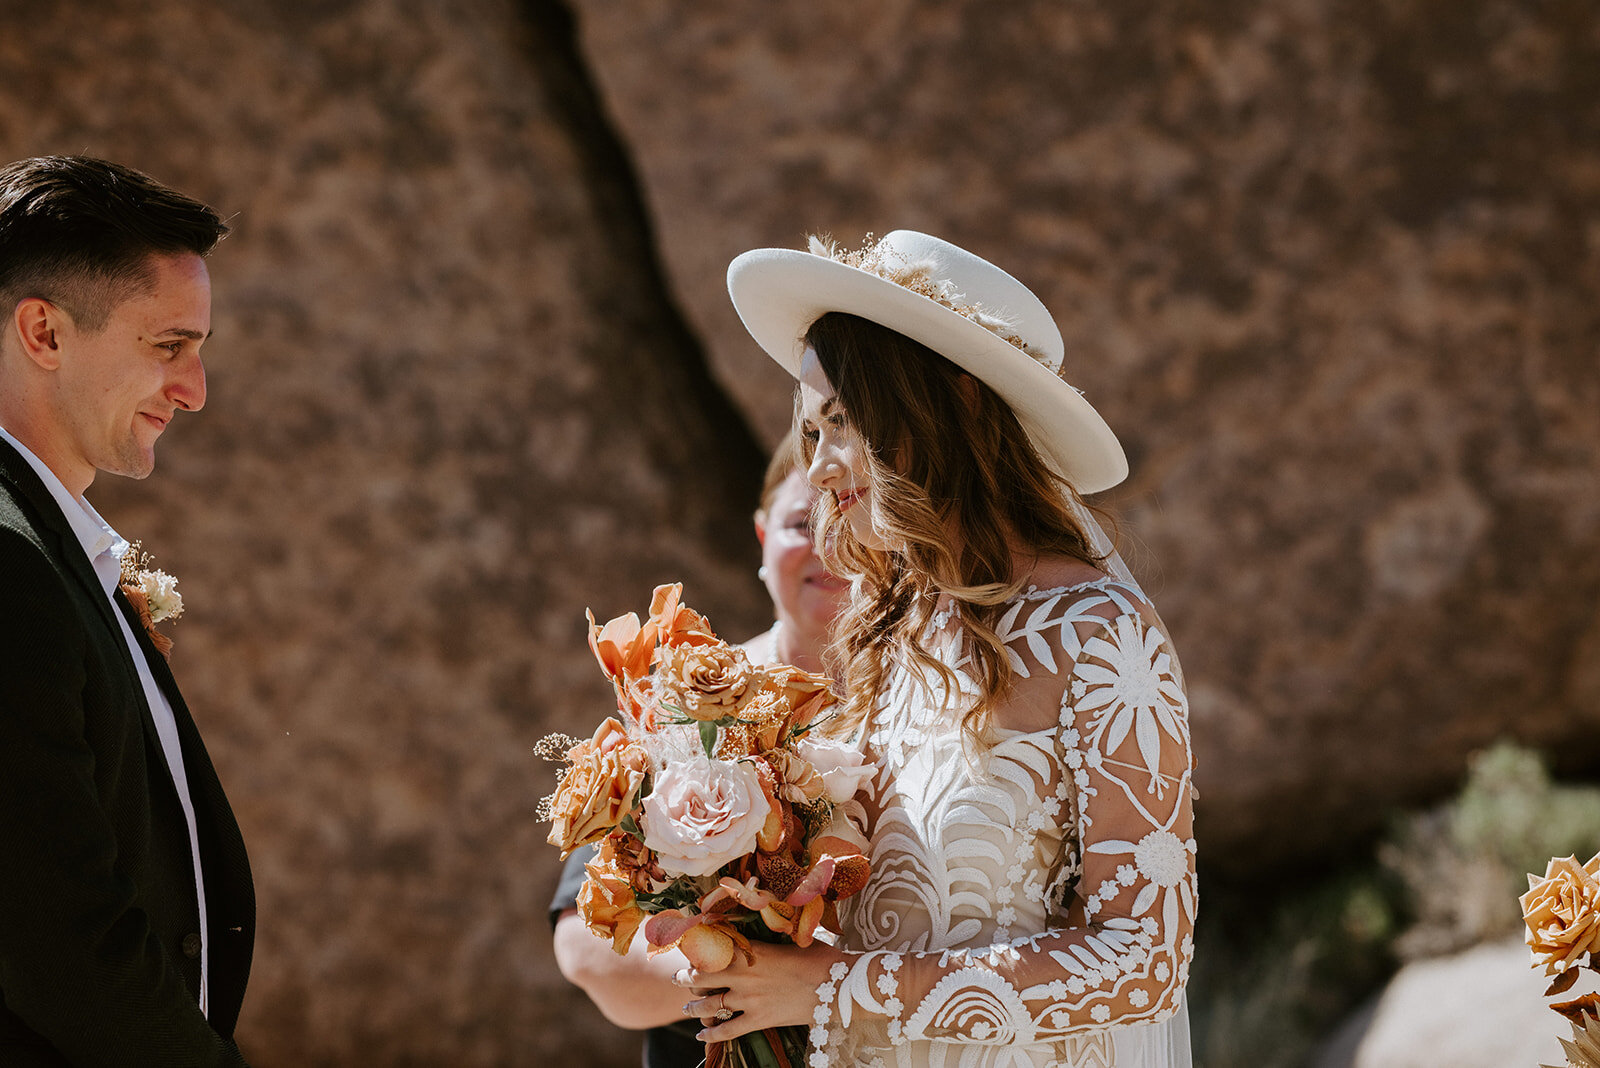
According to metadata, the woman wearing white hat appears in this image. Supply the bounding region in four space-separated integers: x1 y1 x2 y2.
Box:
678 232 1196 1067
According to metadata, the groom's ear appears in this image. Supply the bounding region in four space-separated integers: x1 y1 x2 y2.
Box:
12 298 66 371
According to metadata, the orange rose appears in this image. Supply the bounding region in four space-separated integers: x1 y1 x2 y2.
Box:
768 666 836 728
658 642 757 722
546 718 649 855
1522 853 1600 975
578 855 647 954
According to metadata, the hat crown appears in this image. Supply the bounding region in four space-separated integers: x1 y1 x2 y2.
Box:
869 231 1065 373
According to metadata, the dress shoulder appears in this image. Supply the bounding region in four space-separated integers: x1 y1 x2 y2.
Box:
991 577 1167 682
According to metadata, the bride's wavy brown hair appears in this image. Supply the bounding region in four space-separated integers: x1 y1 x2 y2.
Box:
799 311 1110 743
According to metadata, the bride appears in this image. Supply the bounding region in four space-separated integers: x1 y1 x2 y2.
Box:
678 231 1196 1067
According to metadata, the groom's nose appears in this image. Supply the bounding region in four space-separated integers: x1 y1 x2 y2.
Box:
168 352 207 413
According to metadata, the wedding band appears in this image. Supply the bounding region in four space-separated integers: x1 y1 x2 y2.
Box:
714 1008 735 1022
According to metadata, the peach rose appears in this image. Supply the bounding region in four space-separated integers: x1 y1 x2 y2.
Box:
658 642 757 722
1522 852 1600 975
640 754 771 877
578 855 647 954
768 666 836 728
546 718 649 856
770 750 828 804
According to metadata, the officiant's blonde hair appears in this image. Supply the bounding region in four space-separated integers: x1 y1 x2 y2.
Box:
799 312 1109 743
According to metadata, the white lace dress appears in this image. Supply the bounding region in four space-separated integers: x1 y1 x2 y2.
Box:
810 579 1196 1068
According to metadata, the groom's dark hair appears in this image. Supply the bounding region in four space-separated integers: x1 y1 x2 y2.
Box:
0 155 228 332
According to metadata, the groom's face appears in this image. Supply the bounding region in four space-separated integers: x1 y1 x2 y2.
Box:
54 252 211 485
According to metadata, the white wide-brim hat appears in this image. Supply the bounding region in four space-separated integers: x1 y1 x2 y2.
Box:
726 230 1128 494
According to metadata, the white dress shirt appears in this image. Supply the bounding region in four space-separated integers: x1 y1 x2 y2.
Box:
0 423 209 1017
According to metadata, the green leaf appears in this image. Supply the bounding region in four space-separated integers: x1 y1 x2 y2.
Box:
699 720 719 758
740 1032 782 1068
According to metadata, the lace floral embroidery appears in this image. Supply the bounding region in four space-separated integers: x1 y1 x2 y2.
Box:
812 581 1196 1062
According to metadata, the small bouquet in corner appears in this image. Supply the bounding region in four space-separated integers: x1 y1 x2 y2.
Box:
539 584 873 1068
1523 852 1600 1067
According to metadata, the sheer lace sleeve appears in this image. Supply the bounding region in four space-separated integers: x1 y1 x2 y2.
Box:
811 583 1196 1056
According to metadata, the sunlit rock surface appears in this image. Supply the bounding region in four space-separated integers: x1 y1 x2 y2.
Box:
573 0 1600 871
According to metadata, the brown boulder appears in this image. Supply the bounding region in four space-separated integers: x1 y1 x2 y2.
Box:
571 0 1600 871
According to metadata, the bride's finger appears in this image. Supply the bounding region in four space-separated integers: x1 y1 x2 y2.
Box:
673 966 719 990
695 1003 754 1043
681 991 740 1023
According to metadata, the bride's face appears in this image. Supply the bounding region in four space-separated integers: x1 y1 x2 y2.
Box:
798 347 886 551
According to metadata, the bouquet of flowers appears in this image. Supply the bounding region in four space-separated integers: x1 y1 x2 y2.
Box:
540 585 873 1068
1523 852 1600 1067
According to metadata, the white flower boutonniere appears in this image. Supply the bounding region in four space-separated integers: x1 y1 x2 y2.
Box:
119 542 183 659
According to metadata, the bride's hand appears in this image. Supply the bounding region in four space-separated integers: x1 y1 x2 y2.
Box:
674 940 844 1043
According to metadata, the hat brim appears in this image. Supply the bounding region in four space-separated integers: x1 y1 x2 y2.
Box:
727 248 1128 494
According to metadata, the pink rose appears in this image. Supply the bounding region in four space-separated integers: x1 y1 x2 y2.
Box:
641 755 772 877
794 737 874 804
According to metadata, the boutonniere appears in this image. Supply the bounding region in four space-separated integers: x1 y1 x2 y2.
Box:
119 541 184 660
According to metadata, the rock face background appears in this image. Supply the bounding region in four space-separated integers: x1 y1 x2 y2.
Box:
0 0 1595 1064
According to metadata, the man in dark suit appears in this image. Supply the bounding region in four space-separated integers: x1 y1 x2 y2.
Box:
0 156 254 1066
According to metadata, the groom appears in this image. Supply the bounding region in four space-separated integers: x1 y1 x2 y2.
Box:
0 156 254 1065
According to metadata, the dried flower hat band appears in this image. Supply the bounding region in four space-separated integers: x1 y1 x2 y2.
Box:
807 234 1053 369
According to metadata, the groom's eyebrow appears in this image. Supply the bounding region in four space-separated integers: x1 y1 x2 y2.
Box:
161 328 213 340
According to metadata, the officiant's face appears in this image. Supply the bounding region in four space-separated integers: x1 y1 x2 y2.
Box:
55 252 210 486
757 470 847 639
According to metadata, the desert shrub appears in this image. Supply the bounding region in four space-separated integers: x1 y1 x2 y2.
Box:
1190 741 1600 1066
1381 741 1600 959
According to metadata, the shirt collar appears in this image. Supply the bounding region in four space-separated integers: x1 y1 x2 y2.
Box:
0 423 129 593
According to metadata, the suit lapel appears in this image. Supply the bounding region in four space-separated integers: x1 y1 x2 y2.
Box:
0 441 185 772
0 437 127 642
0 441 189 811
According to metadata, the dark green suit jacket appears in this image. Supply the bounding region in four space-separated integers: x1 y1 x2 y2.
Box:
0 437 255 1066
